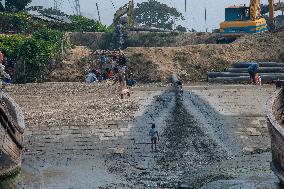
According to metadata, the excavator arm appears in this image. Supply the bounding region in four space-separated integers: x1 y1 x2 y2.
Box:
264 0 284 29
111 4 128 27
127 0 134 27
250 0 261 20
261 1 284 14
111 0 134 28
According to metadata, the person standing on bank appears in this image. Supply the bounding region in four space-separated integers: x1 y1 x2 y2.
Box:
149 123 159 151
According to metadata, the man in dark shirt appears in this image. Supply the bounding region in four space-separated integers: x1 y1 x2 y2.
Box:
248 63 259 84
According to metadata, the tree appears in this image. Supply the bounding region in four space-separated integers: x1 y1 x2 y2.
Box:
27 6 67 16
5 0 32 12
176 25 187 32
134 0 184 30
0 2 5 12
39 7 66 16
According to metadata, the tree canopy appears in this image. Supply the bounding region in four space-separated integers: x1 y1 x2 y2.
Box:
176 25 187 32
134 0 184 30
5 0 31 12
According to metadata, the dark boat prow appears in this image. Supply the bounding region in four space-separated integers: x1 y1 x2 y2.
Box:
0 93 25 179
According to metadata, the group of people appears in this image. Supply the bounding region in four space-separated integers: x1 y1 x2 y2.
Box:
85 49 136 99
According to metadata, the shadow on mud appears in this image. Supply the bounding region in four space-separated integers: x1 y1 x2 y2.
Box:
164 91 276 189
105 89 278 189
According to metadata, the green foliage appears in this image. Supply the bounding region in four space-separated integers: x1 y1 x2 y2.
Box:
32 29 63 56
134 0 185 30
0 12 31 33
0 29 64 83
15 38 52 82
0 12 112 83
5 0 31 12
39 7 66 16
176 25 187 32
69 15 113 32
26 6 67 16
0 12 112 34
0 169 20 188
0 34 25 57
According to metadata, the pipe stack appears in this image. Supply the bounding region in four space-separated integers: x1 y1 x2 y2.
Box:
207 62 284 83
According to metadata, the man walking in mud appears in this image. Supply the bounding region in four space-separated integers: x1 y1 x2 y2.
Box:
149 123 159 151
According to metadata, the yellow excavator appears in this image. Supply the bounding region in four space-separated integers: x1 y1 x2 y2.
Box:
220 0 283 34
111 0 134 28
261 0 284 29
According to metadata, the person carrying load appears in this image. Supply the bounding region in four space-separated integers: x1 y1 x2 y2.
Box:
113 72 130 99
247 63 260 85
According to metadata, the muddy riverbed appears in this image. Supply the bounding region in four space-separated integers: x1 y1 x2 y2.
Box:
0 83 282 189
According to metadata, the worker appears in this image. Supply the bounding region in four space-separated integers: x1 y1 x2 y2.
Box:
126 73 136 87
0 50 4 64
248 63 259 84
0 63 11 99
104 68 113 80
85 70 97 84
113 72 130 99
118 51 126 66
149 123 159 151
176 80 183 93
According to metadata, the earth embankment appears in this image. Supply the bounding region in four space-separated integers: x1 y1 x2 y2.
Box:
50 31 284 83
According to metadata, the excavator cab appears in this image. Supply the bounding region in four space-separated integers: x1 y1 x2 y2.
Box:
220 0 270 35
220 6 268 34
225 6 250 22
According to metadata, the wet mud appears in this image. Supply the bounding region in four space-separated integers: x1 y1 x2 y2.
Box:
1 83 281 189
102 85 281 189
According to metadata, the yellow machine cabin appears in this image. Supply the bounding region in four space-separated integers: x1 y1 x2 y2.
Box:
220 0 276 34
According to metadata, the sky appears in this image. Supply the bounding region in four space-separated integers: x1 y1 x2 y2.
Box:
30 0 283 32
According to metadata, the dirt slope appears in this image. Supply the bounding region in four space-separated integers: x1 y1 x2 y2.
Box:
50 31 284 83
50 46 92 82
126 31 284 82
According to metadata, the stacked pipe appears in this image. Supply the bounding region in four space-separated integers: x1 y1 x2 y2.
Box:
207 62 284 83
